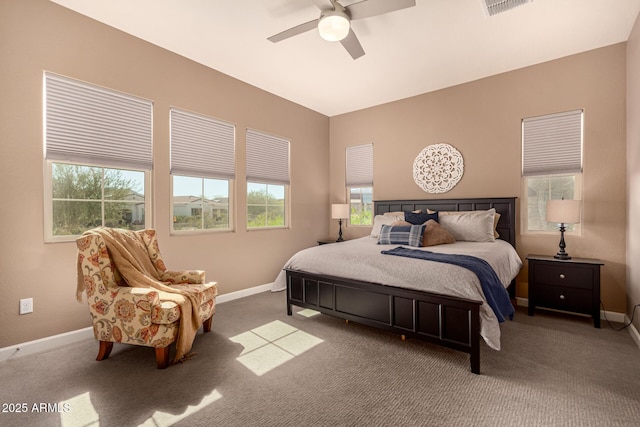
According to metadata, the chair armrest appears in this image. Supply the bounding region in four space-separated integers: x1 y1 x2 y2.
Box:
88 286 179 347
88 287 159 319
160 270 206 284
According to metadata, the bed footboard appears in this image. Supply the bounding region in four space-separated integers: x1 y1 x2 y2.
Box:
286 269 482 374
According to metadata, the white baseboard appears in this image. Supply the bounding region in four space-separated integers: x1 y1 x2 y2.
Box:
215 282 274 304
0 327 95 363
515 297 626 323
626 316 640 350
0 282 276 363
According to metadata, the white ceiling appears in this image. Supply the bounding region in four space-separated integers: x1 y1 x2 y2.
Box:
51 0 640 117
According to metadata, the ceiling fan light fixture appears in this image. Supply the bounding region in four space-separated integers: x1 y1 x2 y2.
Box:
318 10 350 42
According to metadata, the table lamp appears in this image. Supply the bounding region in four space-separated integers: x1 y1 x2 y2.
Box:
546 198 581 260
331 204 349 242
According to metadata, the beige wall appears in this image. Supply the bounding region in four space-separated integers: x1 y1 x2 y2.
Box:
0 0 330 347
627 14 640 330
330 44 628 311
0 0 632 348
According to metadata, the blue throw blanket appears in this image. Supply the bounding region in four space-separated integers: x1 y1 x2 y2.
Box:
381 247 514 322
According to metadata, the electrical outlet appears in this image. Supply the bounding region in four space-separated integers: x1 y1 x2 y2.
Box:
19 298 33 315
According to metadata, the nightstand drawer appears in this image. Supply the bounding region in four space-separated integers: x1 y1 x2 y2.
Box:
533 263 593 289
534 284 592 314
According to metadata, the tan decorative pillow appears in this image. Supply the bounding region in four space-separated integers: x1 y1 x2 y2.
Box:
438 208 496 242
493 212 501 238
429 209 501 238
391 220 413 226
422 220 456 247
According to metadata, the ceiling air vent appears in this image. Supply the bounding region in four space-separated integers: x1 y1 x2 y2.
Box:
482 0 530 16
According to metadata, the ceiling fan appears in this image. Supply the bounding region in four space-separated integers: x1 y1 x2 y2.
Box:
267 0 417 60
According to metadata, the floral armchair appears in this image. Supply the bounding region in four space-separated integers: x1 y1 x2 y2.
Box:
76 228 217 368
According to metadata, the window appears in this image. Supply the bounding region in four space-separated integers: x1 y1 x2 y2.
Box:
524 174 582 232
172 176 231 231
346 144 373 226
43 73 152 242
49 163 147 236
246 129 290 229
522 110 583 234
348 187 373 225
170 108 235 232
247 182 286 228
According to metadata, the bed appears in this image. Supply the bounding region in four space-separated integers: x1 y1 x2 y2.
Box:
274 197 520 374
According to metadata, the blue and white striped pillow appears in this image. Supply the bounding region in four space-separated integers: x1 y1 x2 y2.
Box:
377 224 426 247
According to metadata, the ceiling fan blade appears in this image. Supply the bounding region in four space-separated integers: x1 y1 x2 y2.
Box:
312 0 334 10
268 19 319 43
340 29 365 59
346 0 416 21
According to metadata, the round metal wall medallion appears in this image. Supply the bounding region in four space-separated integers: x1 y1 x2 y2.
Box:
413 143 464 193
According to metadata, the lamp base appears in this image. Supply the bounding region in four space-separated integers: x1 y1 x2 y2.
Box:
554 223 571 260
336 218 344 242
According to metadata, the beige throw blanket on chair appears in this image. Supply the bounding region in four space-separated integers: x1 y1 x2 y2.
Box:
77 227 202 363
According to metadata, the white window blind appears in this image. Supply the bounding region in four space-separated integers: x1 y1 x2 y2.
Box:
246 129 290 185
346 143 373 187
522 109 583 176
170 108 235 179
44 72 153 170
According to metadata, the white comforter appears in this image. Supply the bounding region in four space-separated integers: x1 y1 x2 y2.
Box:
273 237 522 350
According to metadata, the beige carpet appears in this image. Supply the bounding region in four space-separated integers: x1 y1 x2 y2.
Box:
1 291 639 426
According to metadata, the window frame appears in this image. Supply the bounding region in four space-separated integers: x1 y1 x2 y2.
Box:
43 72 153 243
521 110 583 236
169 107 236 235
345 144 374 227
245 129 290 230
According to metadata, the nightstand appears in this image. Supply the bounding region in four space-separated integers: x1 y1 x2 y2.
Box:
527 255 604 328
317 239 345 245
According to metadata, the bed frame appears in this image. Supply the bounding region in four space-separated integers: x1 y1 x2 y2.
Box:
286 197 517 374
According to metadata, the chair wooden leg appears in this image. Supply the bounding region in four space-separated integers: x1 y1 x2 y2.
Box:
203 315 213 333
155 346 170 369
96 341 113 361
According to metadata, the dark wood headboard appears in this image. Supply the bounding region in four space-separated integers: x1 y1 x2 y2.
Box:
374 197 517 249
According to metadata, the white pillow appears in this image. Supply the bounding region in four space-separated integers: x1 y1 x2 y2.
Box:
438 208 496 242
371 214 403 238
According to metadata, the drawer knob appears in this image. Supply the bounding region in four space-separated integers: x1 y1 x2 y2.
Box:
559 274 566 279
560 294 565 300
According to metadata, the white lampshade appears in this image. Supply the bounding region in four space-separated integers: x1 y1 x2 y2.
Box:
331 204 350 219
546 199 581 224
318 11 350 41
